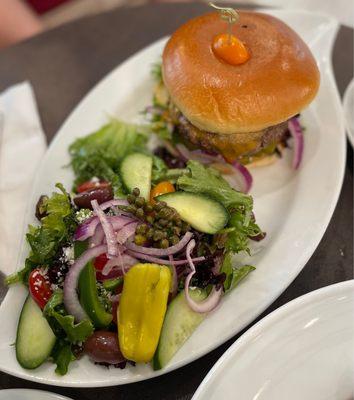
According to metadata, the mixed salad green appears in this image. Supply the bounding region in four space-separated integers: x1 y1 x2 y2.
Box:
7 68 264 376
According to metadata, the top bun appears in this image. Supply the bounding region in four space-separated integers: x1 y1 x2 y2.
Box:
162 11 320 135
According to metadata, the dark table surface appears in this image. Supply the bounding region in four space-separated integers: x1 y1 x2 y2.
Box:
0 2 353 399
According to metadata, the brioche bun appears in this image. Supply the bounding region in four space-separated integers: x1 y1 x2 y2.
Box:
162 11 320 135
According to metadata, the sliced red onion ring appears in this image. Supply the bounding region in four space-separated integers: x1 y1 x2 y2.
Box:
101 254 138 276
125 232 193 257
229 161 253 193
125 249 205 266
116 222 138 244
74 217 100 241
64 244 107 321
92 199 118 258
184 240 222 313
99 199 128 211
288 117 304 169
176 144 221 164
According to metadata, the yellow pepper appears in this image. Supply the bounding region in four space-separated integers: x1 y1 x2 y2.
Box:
118 263 171 363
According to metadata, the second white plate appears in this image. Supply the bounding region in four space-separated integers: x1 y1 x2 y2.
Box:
192 280 354 400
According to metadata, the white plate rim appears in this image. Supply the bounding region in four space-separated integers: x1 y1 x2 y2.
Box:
192 279 354 400
0 9 346 387
343 77 354 146
0 389 72 400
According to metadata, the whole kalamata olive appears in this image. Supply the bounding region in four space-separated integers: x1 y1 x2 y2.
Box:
73 186 113 209
35 195 49 220
84 331 124 364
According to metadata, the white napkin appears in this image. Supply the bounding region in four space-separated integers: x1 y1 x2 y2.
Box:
0 82 47 275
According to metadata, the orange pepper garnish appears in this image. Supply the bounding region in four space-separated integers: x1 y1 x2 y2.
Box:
212 33 250 66
150 181 175 204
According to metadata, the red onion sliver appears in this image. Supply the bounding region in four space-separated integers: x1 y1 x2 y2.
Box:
125 249 205 266
91 216 135 248
101 254 138 276
125 232 193 256
288 117 304 169
64 244 107 321
89 224 104 248
184 240 222 314
230 161 253 193
92 199 118 258
116 222 138 244
74 217 100 241
99 199 128 211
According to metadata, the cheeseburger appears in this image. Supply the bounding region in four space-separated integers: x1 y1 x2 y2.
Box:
151 8 319 168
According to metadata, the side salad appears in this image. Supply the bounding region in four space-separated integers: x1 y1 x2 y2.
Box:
7 101 264 377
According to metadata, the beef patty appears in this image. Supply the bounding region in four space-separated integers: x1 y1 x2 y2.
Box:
177 115 289 161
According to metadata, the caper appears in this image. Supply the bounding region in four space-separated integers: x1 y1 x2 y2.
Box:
158 218 168 227
172 226 181 235
154 202 165 212
153 230 164 241
136 208 145 219
159 239 169 249
134 234 146 246
136 224 148 235
172 213 180 223
126 205 137 214
146 228 154 239
167 221 173 228
181 222 190 233
175 219 182 227
135 196 145 208
144 203 153 213
170 235 180 246
127 194 135 204
132 188 140 197
146 215 154 224
158 208 170 219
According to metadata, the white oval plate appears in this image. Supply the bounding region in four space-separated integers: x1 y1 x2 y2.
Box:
0 10 345 387
192 280 354 400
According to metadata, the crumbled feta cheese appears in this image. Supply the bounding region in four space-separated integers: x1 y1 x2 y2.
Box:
75 209 93 224
63 246 75 265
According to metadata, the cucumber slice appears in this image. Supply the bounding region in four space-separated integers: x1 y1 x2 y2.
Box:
16 296 56 369
120 153 152 199
157 192 229 234
153 289 207 370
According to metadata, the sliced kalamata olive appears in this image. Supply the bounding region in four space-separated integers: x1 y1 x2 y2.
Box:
35 195 49 220
73 186 113 209
84 331 124 364
250 231 267 242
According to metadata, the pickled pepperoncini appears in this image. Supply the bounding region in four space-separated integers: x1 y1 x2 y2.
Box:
118 263 171 363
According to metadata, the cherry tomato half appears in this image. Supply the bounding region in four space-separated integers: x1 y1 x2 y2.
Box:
93 253 108 271
76 180 110 194
94 254 120 281
150 181 175 204
29 269 53 309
